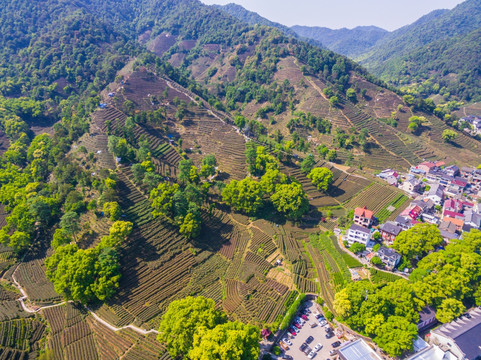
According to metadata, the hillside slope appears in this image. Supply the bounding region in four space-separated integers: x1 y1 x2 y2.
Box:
291 25 388 58
358 0 481 101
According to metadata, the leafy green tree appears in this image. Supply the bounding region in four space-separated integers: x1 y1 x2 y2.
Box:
103 201 121 221
373 316 418 357
179 159 194 184
326 150 337 162
189 321 260 360
300 154 316 174
270 183 309 220
157 296 226 358
222 178 264 215
371 256 383 266
436 298 465 323
59 211 80 239
259 169 287 194
179 212 202 239
150 182 179 218
307 167 333 192
346 88 357 103
442 129 457 143
392 223 443 263
350 242 365 254
51 228 71 249
329 96 339 107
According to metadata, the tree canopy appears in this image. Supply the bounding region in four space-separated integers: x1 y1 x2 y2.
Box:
307 167 333 192
270 182 309 220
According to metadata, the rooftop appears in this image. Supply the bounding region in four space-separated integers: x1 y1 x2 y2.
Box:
338 339 382 360
380 221 402 236
432 308 481 360
378 246 400 259
349 224 371 234
354 206 374 220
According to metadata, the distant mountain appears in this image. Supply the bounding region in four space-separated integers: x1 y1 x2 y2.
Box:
213 3 324 47
213 3 297 37
359 0 481 101
291 25 388 58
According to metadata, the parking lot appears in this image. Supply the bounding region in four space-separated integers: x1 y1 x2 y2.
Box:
278 300 344 360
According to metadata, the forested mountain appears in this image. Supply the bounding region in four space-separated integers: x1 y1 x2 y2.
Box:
358 0 481 101
1 0 481 359
213 3 298 38
291 25 388 58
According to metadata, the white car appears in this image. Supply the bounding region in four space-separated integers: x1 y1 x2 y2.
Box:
314 343 323 352
308 351 317 359
319 320 327 326
282 338 292 346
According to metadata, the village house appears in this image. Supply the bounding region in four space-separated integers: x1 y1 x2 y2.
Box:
417 306 437 332
464 210 481 229
377 169 399 186
426 170 444 183
402 178 422 194
426 183 444 205
346 224 372 247
377 246 401 270
395 215 415 231
442 216 464 232
353 206 374 228
430 308 481 360
444 165 460 177
461 166 474 179
416 161 439 174
379 221 403 246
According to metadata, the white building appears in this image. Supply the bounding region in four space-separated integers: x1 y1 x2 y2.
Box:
346 224 372 247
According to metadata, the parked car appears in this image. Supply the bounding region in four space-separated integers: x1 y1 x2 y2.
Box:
300 343 308 352
314 343 323 352
279 342 289 351
282 356 293 360
309 322 318 328
304 346 312 355
332 341 341 348
308 351 317 359
293 322 301 329
319 320 327 326
302 314 308 320
282 338 292 346
288 329 296 336
325 332 334 339
306 336 314 344
325 327 333 333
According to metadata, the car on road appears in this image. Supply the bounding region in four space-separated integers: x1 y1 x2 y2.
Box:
332 341 341 348
306 336 314 344
308 351 317 359
314 343 323 352
282 338 292 346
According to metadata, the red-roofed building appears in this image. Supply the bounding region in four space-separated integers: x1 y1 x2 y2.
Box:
443 210 465 220
354 206 374 228
408 205 422 220
417 162 439 174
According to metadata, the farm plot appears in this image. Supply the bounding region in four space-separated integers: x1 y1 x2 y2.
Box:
0 318 45 357
346 182 405 214
376 194 410 223
180 112 247 180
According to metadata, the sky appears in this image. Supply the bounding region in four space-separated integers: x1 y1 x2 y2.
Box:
200 0 465 31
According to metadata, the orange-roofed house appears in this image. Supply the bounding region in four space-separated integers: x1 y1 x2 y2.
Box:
354 206 374 228
442 216 464 232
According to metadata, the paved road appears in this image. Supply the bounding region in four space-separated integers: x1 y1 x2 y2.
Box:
280 301 343 360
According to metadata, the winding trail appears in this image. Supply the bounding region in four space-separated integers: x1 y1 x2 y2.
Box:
7 260 159 336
